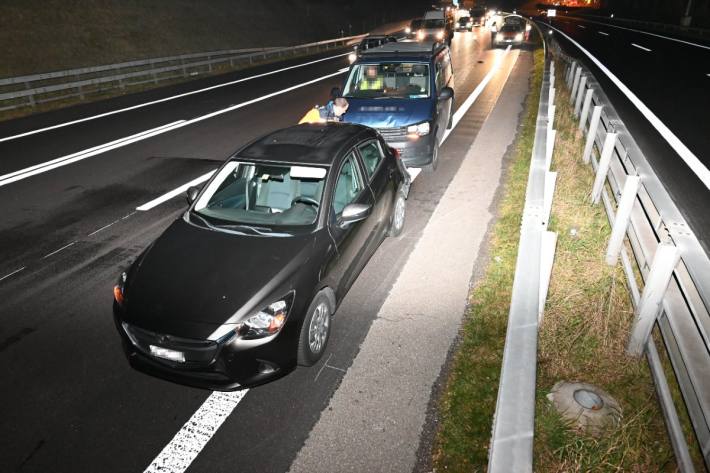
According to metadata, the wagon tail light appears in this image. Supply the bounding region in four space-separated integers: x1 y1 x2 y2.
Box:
114 271 127 306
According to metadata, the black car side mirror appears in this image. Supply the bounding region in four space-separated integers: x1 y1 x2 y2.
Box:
438 87 454 101
339 203 371 227
186 186 200 205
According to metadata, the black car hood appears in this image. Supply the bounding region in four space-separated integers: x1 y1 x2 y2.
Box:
124 216 317 334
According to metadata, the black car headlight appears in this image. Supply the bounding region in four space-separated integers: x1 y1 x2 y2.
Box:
236 293 295 340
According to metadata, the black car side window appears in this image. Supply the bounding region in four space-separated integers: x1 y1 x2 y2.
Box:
332 153 364 215
358 141 384 178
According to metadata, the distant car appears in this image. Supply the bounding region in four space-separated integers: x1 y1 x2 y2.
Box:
416 18 453 45
456 17 473 31
405 18 423 39
493 23 525 47
341 41 454 171
349 34 398 63
113 123 410 390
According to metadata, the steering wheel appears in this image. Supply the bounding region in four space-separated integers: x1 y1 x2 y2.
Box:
291 196 320 208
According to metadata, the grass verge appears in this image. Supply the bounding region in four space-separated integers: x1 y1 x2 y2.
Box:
431 47 544 471
534 64 675 472
432 50 678 471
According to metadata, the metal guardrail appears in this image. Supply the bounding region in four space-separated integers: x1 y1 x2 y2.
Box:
491 19 710 470
553 35 710 471
0 34 366 112
488 23 555 473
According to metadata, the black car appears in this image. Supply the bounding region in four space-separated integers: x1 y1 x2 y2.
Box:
113 123 410 390
405 18 423 39
348 34 398 63
456 16 473 31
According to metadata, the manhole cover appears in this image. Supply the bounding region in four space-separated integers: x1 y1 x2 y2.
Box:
547 381 622 437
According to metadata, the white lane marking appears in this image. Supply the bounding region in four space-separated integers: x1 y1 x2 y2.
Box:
598 31 609 36
0 121 186 187
144 390 248 473
568 17 710 51
441 45 512 144
548 25 710 190
87 219 121 237
0 267 25 282
407 168 422 182
0 53 350 144
136 171 215 211
2 68 348 189
631 43 652 52
41 241 76 259
577 25 586 29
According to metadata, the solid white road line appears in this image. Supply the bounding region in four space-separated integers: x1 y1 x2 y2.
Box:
598 31 609 36
0 267 25 282
0 121 186 187
548 24 710 190
137 171 215 211
442 45 512 144
140 45 514 211
0 53 350 144
144 390 248 473
41 241 76 259
2 68 348 189
577 25 586 29
569 17 710 51
631 43 652 52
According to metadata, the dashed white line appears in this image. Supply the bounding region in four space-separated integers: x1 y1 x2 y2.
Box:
577 25 586 29
144 390 248 473
598 31 609 36
0 53 351 144
568 17 710 51
0 267 26 282
87 219 121 237
631 43 652 52
547 24 710 190
41 241 77 259
136 171 216 211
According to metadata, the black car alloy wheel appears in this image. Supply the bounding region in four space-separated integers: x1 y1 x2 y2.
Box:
297 292 332 366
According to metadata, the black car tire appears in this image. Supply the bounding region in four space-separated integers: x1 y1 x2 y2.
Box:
387 189 407 237
425 141 440 173
297 292 332 366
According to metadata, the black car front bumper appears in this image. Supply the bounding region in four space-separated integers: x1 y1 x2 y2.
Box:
114 310 295 390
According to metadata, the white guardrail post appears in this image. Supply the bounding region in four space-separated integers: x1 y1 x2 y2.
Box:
627 242 681 356
552 47 705 472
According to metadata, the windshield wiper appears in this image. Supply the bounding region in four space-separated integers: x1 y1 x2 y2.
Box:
219 224 274 235
189 211 220 232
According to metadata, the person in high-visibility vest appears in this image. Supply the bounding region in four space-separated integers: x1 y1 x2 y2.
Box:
299 97 349 124
359 65 384 91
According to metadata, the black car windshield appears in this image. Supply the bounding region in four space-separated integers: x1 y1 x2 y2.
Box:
458 18 470 24
422 19 445 29
193 161 327 228
500 24 522 32
343 63 430 99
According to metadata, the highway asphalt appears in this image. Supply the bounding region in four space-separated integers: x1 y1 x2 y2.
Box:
0 28 524 472
536 15 710 251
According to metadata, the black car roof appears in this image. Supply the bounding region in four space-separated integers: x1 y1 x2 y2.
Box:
235 123 375 166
